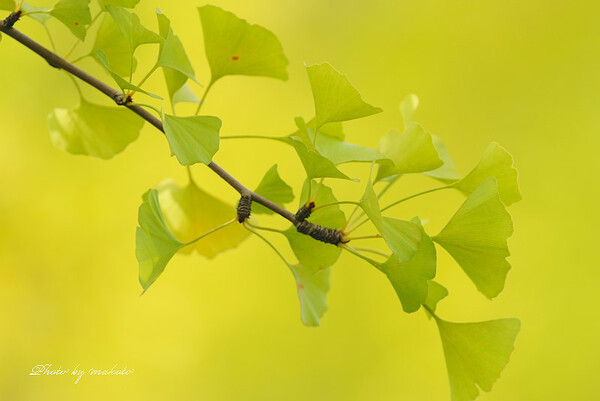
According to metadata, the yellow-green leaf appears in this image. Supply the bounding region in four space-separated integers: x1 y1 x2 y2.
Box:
306 63 382 130
48 98 143 159
453 142 521 206
97 0 139 11
92 14 136 77
252 165 294 215
95 49 162 99
290 262 330 327
106 5 162 54
424 134 461 183
376 124 443 180
198 5 288 82
433 315 520 401
291 117 384 164
423 281 448 319
162 115 221 166
359 177 422 262
380 217 436 313
434 177 513 299
156 10 196 83
157 179 249 259
136 189 184 291
289 138 353 180
50 0 92 41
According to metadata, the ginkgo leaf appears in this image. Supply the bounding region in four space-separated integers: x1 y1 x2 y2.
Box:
198 5 288 82
290 262 330 326
92 14 137 77
424 134 461 183
289 138 353 180
453 142 521 206
106 5 162 54
359 177 422 262
156 10 196 82
433 315 520 401
156 179 249 259
172 83 200 105
306 63 382 130
48 98 143 159
252 164 294 215
290 117 384 164
434 177 513 299
380 217 436 313
136 189 184 291
400 93 419 125
50 0 92 41
423 281 448 319
284 180 345 272
162 114 221 166
97 0 139 11
376 124 443 180
95 50 162 99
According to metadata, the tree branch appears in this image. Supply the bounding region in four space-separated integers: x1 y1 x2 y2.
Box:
0 17 299 226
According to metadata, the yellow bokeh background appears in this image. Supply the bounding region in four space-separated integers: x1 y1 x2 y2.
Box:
1 0 598 399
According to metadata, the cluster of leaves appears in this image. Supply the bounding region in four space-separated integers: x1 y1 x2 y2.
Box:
1 2 523 401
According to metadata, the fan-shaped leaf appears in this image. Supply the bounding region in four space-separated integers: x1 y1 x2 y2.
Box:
157 179 249 259
50 0 92 41
377 124 443 180
95 49 162 99
252 165 294 215
198 5 288 82
306 63 382 130
424 281 448 319
92 14 136 77
97 0 139 11
289 138 353 180
434 177 513 299
453 142 521 206
290 262 330 327
433 315 520 401
106 5 162 54
290 117 384 164
162 114 221 166
48 98 143 159
424 134 461 183
136 189 184 291
359 177 422 262
380 217 436 312
156 10 196 82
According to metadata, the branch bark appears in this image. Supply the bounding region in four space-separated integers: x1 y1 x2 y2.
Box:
0 17 299 226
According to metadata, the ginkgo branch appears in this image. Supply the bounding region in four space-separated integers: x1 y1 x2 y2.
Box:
0 17 302 226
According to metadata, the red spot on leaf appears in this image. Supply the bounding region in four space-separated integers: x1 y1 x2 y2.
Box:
74 22 79 26
232 55 240 61
298 284 304 291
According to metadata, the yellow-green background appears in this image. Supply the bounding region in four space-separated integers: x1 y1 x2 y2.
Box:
1 0 597 399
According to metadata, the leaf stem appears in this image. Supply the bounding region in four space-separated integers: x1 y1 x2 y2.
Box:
340 244 382 271
136 64 159 88
245 221 285 234
244 223 292 267
194 79 214 116
183 218 236 247
352 247 390 258
344 234 382 241
380 185 451 213
312 200 361 212
64 11 102 60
